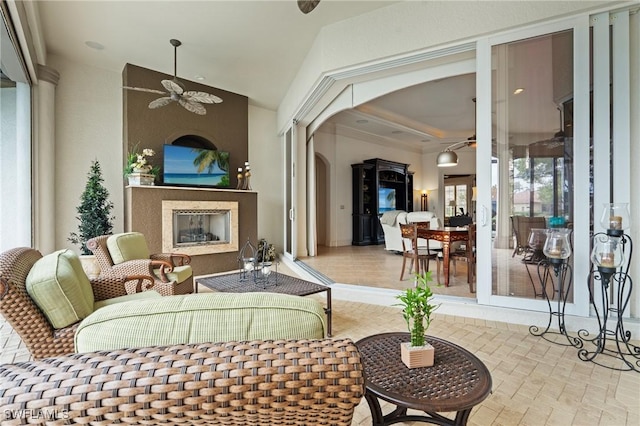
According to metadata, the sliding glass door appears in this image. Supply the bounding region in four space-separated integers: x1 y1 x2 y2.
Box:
476 16 591 315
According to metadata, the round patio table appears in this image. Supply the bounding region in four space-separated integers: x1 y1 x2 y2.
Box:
356 332 492 426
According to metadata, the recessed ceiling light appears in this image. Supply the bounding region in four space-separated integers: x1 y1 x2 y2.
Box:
195 75 205 81
513 88 525 95
85 41 105 50
356 119 368 124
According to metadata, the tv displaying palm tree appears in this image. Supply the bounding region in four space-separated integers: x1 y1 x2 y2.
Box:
163 144 230 187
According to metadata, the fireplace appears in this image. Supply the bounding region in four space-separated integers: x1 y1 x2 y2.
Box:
162 200 239 256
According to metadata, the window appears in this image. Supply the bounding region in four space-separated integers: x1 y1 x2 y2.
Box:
0 7 32 250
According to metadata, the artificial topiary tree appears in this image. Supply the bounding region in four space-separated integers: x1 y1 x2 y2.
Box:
69 160 115 254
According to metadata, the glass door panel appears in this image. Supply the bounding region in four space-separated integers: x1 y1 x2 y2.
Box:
491 30 575 301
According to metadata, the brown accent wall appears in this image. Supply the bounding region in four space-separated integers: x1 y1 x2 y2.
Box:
126 186 257 276
123 64 254 277
122 63 248 179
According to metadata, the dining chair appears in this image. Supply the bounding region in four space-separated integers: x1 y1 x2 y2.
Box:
450 223 476 293
399 223 440 283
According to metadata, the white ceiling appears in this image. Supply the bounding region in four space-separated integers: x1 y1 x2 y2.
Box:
37 1 562 153
38 0 399 110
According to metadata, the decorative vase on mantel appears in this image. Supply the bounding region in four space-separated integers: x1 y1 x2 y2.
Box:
127 167 155 186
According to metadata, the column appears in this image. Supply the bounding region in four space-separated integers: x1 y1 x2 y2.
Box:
34 64 59 254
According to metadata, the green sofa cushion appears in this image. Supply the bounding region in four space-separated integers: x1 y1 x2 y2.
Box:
75 292 326 353
94 290 162 310
26 249 95 329
107 232 150 265
153 265 192 283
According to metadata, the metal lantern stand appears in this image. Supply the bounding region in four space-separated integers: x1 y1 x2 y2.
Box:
529 228 582 348
529 257 581 348
579 229 638 372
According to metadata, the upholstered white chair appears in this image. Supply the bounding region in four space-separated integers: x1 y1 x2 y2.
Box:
380 210 442 252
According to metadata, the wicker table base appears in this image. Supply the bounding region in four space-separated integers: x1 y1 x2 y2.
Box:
356 332 492 426
196 271 332 336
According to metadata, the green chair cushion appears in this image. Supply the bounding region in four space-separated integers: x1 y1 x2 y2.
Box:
107 232 150 265
153 265 192 283
75 292 326 353
26 249 95 329
94 290 162 310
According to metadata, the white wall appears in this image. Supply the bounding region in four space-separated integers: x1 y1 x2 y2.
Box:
48 54 123 252
248 105 283 250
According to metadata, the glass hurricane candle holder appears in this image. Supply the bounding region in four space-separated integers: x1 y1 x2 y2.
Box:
528 228 547 251
543 228 572 261
600 203 630 236
590 235 624 272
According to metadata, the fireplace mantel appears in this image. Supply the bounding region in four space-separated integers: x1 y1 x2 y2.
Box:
125 185 257 277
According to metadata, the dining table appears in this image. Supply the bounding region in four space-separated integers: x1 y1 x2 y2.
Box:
414 223 471 287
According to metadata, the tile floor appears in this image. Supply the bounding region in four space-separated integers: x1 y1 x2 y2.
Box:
1 261 638 425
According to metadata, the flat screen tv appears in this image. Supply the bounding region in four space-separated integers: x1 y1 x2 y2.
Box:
378 187 396 214
163 144 230 188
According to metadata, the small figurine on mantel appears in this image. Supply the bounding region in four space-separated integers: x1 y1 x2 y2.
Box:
242 161 252 190
236 167 244 190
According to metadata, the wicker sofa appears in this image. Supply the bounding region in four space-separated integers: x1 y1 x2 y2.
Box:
0 338 364 425
0 247 327 359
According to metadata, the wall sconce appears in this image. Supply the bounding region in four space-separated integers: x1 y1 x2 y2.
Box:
421 190 428 211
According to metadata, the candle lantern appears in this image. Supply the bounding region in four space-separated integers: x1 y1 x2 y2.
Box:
542 228 572 264
237 238 257 281
580 203 638 372
600 203 630 236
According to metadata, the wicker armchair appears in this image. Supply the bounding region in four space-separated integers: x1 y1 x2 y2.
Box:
0 247 154 360
0 338 364 425
87 232 193 296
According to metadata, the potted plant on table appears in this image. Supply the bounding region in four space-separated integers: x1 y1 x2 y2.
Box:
69 160 115 278
395 271 439 368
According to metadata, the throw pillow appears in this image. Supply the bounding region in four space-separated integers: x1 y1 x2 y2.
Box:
107 232 150 264
26 249 95 329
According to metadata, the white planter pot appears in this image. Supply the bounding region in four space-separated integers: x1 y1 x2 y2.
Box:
79 254 101 279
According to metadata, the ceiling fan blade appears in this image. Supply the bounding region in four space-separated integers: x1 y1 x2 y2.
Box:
162 79 184 95
148 97 173 109
123 86 166 95
179 98 206 115
183 91 223 104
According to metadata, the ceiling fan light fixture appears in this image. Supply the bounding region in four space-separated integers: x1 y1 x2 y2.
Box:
123 38 222 115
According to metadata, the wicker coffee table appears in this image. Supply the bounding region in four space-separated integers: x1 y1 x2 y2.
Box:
356 332 492 426
196 271 332 336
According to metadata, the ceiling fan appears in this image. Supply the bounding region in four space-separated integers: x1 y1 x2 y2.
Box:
124 39 222 115
298 0 320 14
